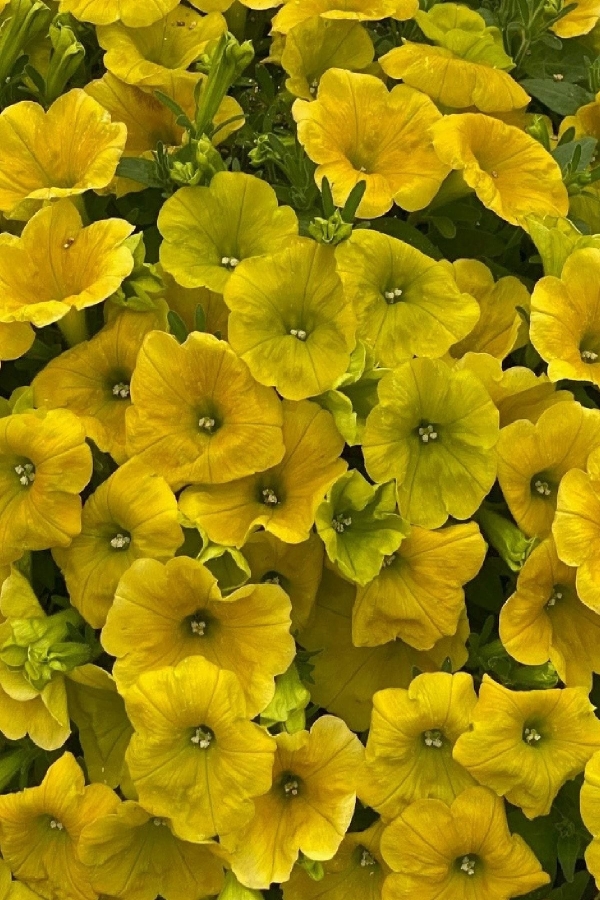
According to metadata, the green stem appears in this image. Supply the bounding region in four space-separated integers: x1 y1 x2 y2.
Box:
58 308 89 346
225 1 247 40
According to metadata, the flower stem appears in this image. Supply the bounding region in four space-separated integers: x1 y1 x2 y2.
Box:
58 308 89 346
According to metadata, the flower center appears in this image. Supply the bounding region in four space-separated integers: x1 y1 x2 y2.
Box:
383 287 404 304
112 382 130 399
261 570 282 585
531 475 554 498
283 778 300 797
221 256 239 269
458 854 478 876
198 416 217 434
546 585 564 608
289 328 308 341
191 726 214 749
581 350 599 363
360 848 376 867
418 424 438 443
153 818 168 826
188 611 208 636
381 553 397 568
422 728 444 749
14 462 35 486
332 512 352 533
262 487 280 506
49 819 64 831
523 726 543 745
110 532 131 550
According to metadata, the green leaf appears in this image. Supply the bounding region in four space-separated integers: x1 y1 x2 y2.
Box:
367 218 442 259
429 215 457 239
547 871 590 899
556 832 580 882
115 157 163 188
520 79 593 116
341 179 367 222
167 310 188 343
194 304 206 333
553 137 597 174
153 89 193 131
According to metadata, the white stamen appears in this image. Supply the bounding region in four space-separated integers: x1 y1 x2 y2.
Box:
423 729 444 749
110 533 131 550
191 727 213 749
418 424 438 443
309 79 318 95
360 849 376 867
332 514 352 533
384 288 403 302
50 820 64 831
582 350 599 362
263 574 280 585
153 818 168 826
382 553 396 568
198 416 216 432
524 727 542 744
15 463 35 485
289 329 308 341
190 618 206 636
221 256 239 268
112 382 130 399
460 855 476 876
63 238 75 250
262 488 279 506
534 479 551 497
284 779 299 797
546 589 562 608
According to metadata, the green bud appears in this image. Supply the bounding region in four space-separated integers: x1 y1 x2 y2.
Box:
217 871 263 899
308 210 354 245
43 19 85 105
260 662 310 733
297 854 325 881
475 505 537 572
195 32 254 138
0 0 52 85
526 115 551 153
511 661 559 689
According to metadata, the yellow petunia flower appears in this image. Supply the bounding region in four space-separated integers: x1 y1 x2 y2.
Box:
53 459 183 629
272 0 417 34
431 113 569 226
352 521 486 650
32 308 165 464
497 401 600 538
281 18 374 100
553 445 600 613
102 555 295 715
531 247 600 388
444 258 529 361
282 819 388 899
0 90 127 220
60 0 180 25
227 715 364 889
453 676 600 818
224 241 356 399
581 749 600 886
0 323 34 364
0 408 92 567
0 859 39 900
179 399 345 546
380 4 529 113
0 200 134 328
363 357 499 529
0 752 118 900
500 537 600 689
293 69 450 218
158 172 298 293
298 565 469 731
336 230 479 368
243 531 324 632
552 0 600 36
124 655 276 842
77 799 224 900
380 786 549 900
98 6 226 92
126 331 285 489
358 673 477 819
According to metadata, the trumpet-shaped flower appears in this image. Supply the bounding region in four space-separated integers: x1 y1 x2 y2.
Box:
431 113 569 226
60 0 180 26
336 229 479 367
0 200 134 328
293 69 450 218
102 555 295 715
227 716 364 889
359 673 477 819
32 308 165 464
352 521 486 649
0 409 92 566
453 676 600 818
380 786 549 900
77 800 224 900
124 655 276 842
159 172 298 293
126 331 285 489
0 753 118 900
0 90 126 219
179 400 345 546
363 357 499 528
224 241 356 399
497 401 600 538
272 0 417 34
53 459 183 628
553 445 600 613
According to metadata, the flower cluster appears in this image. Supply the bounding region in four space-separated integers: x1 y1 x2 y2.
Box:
3 0 600 897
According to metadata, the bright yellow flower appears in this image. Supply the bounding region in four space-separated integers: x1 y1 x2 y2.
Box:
126 331 285 489
500 537 600 688
60 0 179 26
272 0 417 33
293 69 450 218
159 268 229 339
380 786 549 900
353 521 486 649
32 308 165 464
531 247 600 388
581 749 600 885
159 173 298 293
283 819 388 900
363 357 499 528
0 323 34 363
103 555 295 715
98 6 227 92
380 4 529 112
431 113 569 226
78 799 224 900
0 752 118 900
227 716 364 889
53 459 183 628
444 258 529 360
124 655 276 842
224 241 356 399
0 90 126 220
553 445 600 613
358 673 477 820
336 230 479 367
552 0 600 36
179 399 345 545
298 565 469 731
0 859 39 900
0 409 92 566
497 401 600 538
243 531 324 632
281 18 374 99
453 676 600 818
